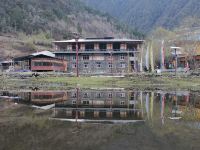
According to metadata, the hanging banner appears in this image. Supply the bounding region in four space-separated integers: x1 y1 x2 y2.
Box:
150 42 154 72
145 44 150 71
160 40 165 69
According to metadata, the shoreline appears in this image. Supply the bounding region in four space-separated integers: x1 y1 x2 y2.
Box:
0 73 199 91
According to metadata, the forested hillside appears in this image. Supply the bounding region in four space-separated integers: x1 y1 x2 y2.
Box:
0 0 143 60
83 0 200 33
0 0 142 38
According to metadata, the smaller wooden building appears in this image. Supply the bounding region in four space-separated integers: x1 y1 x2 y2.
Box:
14 51 67 72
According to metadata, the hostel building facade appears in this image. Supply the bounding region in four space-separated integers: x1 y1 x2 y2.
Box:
53 37 144 75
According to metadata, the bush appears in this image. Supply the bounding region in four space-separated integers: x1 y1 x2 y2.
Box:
25 41 36 51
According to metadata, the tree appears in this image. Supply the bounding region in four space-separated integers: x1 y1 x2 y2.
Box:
77 23 82 34
147 27 176 68
10 6 24 31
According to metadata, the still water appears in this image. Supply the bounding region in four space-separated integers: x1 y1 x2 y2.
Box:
0 88 200 150
1 89 199 123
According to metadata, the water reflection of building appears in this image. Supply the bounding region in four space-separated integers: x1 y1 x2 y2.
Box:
30 92 67 105
1 89 200 123
53 89 144 123
0 91 68 106
60 89 139 107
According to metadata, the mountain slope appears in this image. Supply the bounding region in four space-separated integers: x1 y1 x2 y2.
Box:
0 0 142 39
0 0 144 60
83 0 200 33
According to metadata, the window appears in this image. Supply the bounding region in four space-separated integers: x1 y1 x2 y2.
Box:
34 95 52 99
127 43 135 50
72 44 80 51
72 92 77 98
130 53 134 57
72 100 76 104
108 93 112 98
83 101 89 105
34 62 40 66
120 93 125 98
34 62 52 66
83 55 89 60
96 93 102 98
96 62 101 68
72 44 76 50
53 62 63 67
72 63 76 68
120 101 125 105
130 92 135 100
85 43 94 50
99 43 107 50
84 62 89 68
72 56 76 60
83 93 89 98
113 42 120 50
108 62 112 68
120 55 125 60
120 62 126 68
45 62 52 66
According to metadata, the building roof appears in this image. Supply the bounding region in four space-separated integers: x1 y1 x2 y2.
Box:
14 51 56 61
53 38 144 43
31 51 55 57
0 60 13 64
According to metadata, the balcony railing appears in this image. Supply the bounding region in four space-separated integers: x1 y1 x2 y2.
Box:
56 49 139 53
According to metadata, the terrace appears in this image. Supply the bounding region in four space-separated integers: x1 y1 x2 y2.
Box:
53 38 144 53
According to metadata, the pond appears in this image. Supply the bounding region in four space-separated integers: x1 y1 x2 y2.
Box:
0 88 200 150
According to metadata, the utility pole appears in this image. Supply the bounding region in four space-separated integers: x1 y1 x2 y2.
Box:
175 48 177 76
127 51 130 75
110 52 113 75
170 47 181 76
76 39 79 77
76 84 80 127
74 33 80 77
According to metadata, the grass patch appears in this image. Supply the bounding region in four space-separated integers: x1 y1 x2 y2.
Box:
39 77 118 88
36 76 200 90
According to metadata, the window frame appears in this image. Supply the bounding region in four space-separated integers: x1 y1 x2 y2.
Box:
120 62 126 68
120 93 125 98
83 55 90 60
120 55 125 60
96 62 101 68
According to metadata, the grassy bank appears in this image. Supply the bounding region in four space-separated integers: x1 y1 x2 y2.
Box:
36 76 200 89
0 74 200 90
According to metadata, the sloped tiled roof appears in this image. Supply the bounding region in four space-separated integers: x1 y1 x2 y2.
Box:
31 51 55 57
53 38 144 43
